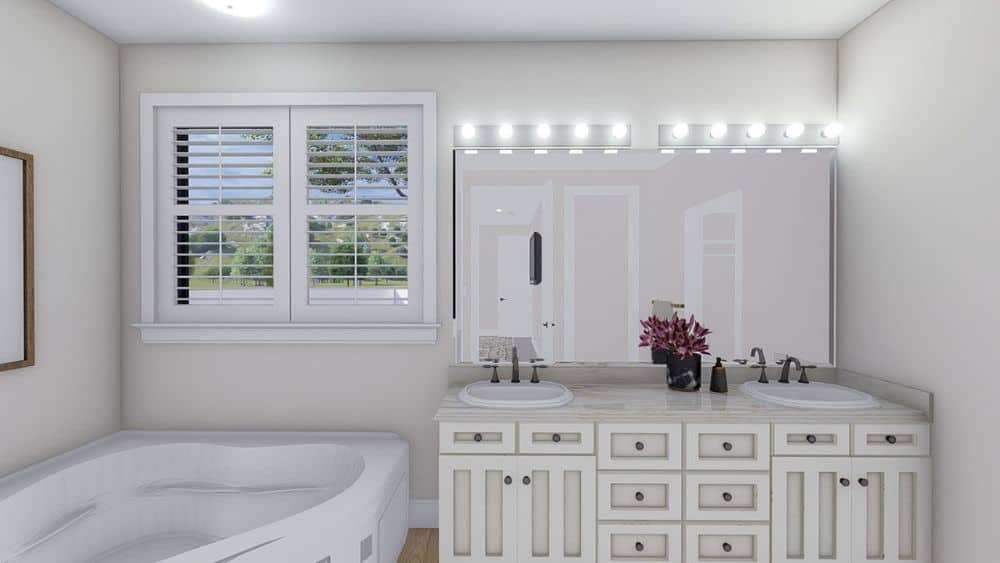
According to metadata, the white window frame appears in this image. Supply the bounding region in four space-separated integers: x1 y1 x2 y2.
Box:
135 92 438 344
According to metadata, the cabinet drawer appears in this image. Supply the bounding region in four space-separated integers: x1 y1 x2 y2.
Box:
685 525 770 563
519 423 594 454
774 424 850 455
439 422 516 454
598 472 682 521
598 423 682 470
685 424 770 470
853 424 930 456
598 524 682 563
684 473 769 521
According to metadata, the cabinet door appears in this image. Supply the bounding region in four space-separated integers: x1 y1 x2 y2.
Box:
852 458 932 563
439 455 518 563
516 456 596 562
773 458 853 563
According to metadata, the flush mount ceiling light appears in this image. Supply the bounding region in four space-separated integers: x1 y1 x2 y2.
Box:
747 123 767 139
574 123 590 139
498 123 514 139
201 0 268 17
785 122 805 139
612 123 628 139
460 124 476 139
672 123 689 140
536 124 552 139
822 122 844 138
709 123 728 139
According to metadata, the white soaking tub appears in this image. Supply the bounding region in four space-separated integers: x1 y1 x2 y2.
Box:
0 431 410 563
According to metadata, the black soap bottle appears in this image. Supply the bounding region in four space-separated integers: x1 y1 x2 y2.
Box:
710 357 728 393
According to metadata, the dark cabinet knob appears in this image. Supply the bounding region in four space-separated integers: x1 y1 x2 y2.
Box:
840 478 850 487
635 542 645 552
635 441 645 451
722 492 733 502
806 434 817 444
722 542 733 553
635 491 645 502
473 433 483 442
552 433 562 443
504 476 512 485
858 477 869 487
523 476 531 485
722 441 734 451
886 435 897 444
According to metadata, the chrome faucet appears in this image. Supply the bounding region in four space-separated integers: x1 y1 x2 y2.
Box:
751 347 769 383
510 346 520 383
779 356 801 384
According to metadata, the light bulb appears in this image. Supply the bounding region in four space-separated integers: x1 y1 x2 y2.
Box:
498 124 514 139
672 123 689 140
574 123 590 138
536 124 551 139
460 124 476 139
747 123 767 139
201 0 268 18
785 122 805 139
822 122 844 138
710 123 728 139
612 123 628 139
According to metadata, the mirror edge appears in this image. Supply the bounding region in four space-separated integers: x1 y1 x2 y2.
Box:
0 146 34 372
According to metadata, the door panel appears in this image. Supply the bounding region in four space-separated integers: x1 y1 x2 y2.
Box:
773 458 853 563
516 456 596 562
439 456 518 563
852 458 932 563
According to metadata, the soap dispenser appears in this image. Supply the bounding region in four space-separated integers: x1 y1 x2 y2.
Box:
710 357 728 393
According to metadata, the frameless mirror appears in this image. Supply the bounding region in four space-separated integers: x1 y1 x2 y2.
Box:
455 149 833 365
0 147 34 372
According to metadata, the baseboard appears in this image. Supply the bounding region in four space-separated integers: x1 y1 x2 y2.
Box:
409 499 438 528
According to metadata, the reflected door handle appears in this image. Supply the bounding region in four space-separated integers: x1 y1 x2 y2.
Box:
499 297 508 302
542 321 557 328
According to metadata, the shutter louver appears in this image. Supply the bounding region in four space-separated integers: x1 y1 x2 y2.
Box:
307 214 408 305
306 125 408 204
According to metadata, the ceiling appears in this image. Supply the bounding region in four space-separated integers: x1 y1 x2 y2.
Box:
50 0 892 44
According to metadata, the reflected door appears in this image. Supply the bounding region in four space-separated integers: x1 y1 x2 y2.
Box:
497 235 532 337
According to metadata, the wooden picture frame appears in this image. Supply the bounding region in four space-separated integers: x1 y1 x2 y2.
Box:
0 146 34 372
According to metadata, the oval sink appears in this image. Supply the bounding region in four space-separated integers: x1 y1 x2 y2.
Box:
741 381 879 410
459 381 574 409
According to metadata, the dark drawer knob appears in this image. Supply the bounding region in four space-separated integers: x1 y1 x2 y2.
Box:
722 441 734 452
722 542 733 553
552 433 561 443
840 478 850 487
806 434 817 444
635 542 644 552
523 476 531 485
504 476 512 485
722 492 733 502
858 477 869 487
635 441 645 451
886 435 897 444
473 433 483 442
635 491 645 502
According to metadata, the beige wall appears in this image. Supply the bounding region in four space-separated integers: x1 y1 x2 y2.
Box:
838 0 999 559
120 41 838 499
0 0 120 475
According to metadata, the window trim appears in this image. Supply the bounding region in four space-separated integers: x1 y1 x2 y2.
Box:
137 92 438 343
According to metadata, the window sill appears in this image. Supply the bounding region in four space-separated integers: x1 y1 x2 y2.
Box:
133 323 440 344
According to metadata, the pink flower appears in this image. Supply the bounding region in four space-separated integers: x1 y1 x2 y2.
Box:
638 313 711 359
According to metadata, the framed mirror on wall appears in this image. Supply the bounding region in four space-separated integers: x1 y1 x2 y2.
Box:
0 147 34 372
454 148 835 366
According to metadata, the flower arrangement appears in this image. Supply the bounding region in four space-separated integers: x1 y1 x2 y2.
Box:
638 313 711 359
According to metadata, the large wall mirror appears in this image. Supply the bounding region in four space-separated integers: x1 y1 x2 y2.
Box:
0 147 34 372
455 149 834 366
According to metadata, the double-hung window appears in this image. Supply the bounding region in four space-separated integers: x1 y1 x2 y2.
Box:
138 93 437 343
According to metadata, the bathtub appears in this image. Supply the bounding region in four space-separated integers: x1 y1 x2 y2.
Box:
0 431 410 563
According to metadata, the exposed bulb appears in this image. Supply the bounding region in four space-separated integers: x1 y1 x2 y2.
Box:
709 123 728 139
785 122 805 139
822 122 844 138
672 123 689 140
747 123 767 139
612 123 628 139
201 0 268 17
536 124 551 139
574 123 590 138
460 124 476 139
498 123 514 139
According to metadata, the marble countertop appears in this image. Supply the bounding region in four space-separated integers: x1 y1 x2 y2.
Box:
435 383 928 424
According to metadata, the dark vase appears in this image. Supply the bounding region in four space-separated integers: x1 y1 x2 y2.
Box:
651 348 670 365
666 353 702 391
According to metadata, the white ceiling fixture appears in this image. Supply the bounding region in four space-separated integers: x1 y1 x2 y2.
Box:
49 0 895 44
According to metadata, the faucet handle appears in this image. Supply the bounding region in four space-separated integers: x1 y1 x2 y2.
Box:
732 358 749 365
482 359 500 383
797 364 816 384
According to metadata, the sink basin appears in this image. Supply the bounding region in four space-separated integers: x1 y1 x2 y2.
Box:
741 381 879 410
459 381 574 409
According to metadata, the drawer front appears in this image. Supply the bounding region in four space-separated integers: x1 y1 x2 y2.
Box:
598 423 682 470
774 424 850 456
685 424 770 470
598 472 682 521
519 423 595 454
684 473 770 521
685 525 770 563
439 422 516 454
598 524 682 563
853 424 930 456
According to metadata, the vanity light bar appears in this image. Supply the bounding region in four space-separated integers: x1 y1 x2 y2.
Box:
452 124 632 149
658 123 840 147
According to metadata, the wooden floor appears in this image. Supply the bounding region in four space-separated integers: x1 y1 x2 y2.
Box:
398 528 439 563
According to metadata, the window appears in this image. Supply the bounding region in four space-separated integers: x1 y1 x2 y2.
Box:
138 94 437 343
